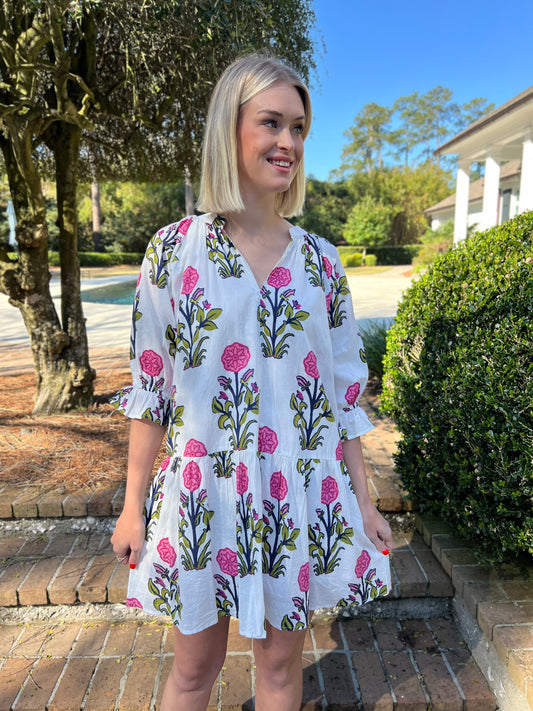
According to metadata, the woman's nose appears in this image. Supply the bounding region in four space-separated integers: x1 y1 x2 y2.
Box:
277 127 294 150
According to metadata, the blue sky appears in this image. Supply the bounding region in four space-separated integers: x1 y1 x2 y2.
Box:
305 0 533 180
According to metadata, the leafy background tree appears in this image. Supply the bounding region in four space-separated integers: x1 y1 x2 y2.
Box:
77 182 186 253
301 86 494 247
0 0 317 414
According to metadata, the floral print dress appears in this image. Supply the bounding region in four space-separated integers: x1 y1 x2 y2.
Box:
111 213 391 638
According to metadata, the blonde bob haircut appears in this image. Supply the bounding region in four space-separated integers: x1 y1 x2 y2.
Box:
197 54 312 218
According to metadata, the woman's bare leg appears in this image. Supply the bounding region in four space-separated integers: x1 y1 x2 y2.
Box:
253 619 310 711
160 617 230 711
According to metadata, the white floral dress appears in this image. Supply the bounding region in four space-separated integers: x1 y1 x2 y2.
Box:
111 213 391 638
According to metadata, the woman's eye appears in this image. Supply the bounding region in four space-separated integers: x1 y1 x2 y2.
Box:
292 124 304 135
264 119 277 128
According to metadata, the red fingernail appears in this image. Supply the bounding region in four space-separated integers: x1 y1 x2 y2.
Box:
382 548 389 556
130 563 136 569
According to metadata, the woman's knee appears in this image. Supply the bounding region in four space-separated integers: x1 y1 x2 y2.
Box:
170 617 229 692
253 623 307 682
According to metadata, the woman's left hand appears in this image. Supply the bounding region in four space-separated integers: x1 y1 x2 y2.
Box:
358 501 394 554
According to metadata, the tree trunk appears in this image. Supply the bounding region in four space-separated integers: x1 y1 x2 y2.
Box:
48 122 95 412
91 181 101 251
185 169 194 215
0 124 95 414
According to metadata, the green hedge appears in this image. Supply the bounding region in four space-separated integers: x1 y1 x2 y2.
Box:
381 213 533 565
366 245 419 265
48 252 143 267
337 244 419 265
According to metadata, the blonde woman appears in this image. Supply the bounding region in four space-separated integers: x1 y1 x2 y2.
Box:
111 54 392 711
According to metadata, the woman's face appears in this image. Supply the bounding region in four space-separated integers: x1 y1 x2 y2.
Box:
236 81 306 202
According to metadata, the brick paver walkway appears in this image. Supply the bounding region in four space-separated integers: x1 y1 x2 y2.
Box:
0 615 495 711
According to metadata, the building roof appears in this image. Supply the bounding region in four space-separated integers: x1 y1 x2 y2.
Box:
436 86 533 156
425 160 520 214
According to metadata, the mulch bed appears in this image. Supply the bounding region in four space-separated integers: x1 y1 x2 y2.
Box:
0 370 131 494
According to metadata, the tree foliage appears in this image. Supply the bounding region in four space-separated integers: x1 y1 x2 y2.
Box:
341 87 494 172
77 182 186 253
0 0 317 413
297 178 353 244
343 196 394 247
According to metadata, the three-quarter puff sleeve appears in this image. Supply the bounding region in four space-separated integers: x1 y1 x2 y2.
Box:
110 221 185 425
322 243 374 440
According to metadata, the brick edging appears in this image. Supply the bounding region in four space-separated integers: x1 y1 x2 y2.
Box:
415 513 533 711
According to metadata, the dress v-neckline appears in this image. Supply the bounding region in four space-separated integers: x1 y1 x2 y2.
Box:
219 219 297 292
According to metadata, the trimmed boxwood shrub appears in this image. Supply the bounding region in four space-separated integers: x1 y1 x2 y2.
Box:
364 254 378 267
381 213 533 565
343 252 363 268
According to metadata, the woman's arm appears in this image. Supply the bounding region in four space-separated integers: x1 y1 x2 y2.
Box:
111 418 166 568
342 436 394 554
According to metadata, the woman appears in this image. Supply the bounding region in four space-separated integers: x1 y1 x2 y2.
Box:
111 53 392 711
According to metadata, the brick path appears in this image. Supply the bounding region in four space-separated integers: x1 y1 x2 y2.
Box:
0 615 496 711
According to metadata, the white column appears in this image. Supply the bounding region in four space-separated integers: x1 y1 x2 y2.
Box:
480 154 501 230
519 138 533 213
454 162 471 244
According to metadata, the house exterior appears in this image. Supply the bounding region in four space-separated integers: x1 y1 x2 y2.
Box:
426 159 521 233
427 86 533 243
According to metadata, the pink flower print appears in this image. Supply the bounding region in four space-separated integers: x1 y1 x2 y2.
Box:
126 597 143 608
345 382 361 406
297 562 310 592
303 351 319 379
267 267 291 289
161 456 171 471
216 548 239 577
270 471 288 501
139 349 163 377
258 426 278 454
181 266 199 295
321 476 339 506
136 271 142 287
183 461 202 491
355 550 371 579
322 256 333 279
325 290 332 312
157 537 177 567
236 462 249 496
183 439 208 457
336 440 344 461
178 216 193 235
221 342 250 373
241 368 254 383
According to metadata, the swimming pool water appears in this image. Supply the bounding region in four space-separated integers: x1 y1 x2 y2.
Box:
81 280 137 305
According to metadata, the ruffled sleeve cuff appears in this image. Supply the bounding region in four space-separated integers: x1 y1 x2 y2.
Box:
339 405 374 440
109 385 171 426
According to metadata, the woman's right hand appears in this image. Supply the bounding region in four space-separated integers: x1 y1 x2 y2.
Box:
111 509 146 569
